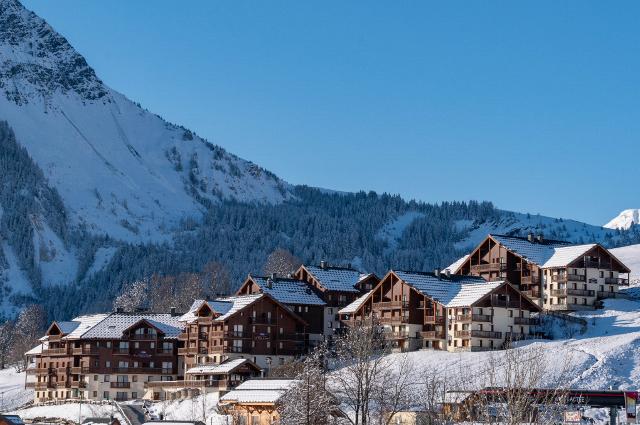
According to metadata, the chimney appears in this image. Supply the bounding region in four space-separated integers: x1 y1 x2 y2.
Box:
271 272 277 280
444 269 451 278
527 232 534 242
536 233 544 243
266 278 273 289
115 307 123 313
434 268 441 279
170 307 177 317
320 260 327 269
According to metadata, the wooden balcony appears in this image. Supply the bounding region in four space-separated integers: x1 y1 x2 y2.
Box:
520 275 541 285
384 331 409 339
454 330 470 338
70 366 90 374
72 347 98 355
43 347 69 356
546 303 594 312
378 316 410 324
129 333 158 340
470 330 502 339
454 314 472 322
470 263 506 273
249 317 274 325
424 316 446 325
521 288 541 298
225 331 251 338
377 301 409 309
70 380 87 388
420 331 445 340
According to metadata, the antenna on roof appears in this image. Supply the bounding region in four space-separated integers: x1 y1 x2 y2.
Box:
434 268 441 279
320 260 327 269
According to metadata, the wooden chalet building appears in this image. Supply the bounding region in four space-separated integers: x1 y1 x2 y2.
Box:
218 379 297 425
28 312 182 403
178 294 308 372
294 262 378 338
339 270 540 352
235 275 327 342
450 234 631 311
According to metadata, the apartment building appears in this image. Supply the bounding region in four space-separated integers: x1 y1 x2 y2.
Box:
28 312 182 403
339 270 540 352
235 275 327 341
451 234 631 311
294 263 378 337
178 293 308 372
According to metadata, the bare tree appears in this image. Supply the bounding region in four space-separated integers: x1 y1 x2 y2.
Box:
201 261 231 296
0 320 15 369
10 304 46 371
277 346 336 425
262 248 301 277
329 319 415 425
469 346 573 424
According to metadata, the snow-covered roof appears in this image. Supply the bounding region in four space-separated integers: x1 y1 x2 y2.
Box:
186 358 258 375
541 244 597 268
80 313 182 339
56 321 81 335
339 290 373 315
445 254 469 274
249 276 326 306
214 294 265 321
179 299 234 323
305 265 362 293
394 271 502 308
219 379 297 404
490 234 572 266
25 343 46 356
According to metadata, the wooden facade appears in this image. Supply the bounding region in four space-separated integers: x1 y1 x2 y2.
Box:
29 315 181 403
454 234 631 311
178 294 308 372
339 270 540 352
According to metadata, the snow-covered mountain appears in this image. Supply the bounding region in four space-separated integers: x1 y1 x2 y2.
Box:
0 0 291 243
604 209 640 231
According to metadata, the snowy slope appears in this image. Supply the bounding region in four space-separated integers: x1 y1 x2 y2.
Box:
0 0 292 242
605 209 640 230
610 244 640 281
455 211 620 250
384 299 640 391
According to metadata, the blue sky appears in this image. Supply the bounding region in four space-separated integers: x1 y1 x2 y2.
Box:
22 1 640 225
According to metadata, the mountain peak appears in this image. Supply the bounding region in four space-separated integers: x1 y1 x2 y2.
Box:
604 209 640 230
0 0 107 105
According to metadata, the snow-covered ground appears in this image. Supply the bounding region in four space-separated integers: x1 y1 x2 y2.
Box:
0 368 32 411
9 401 121 423
610 244 640 282
145 393 229 425
386 299 640 391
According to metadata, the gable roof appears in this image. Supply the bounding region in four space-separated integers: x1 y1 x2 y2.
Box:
541 244 597 268
339 290 373 315
214 294 266 321
245 276 326 306
80 313 182 339
393 271 503 308
186 358 261 375
445 254 469 274
303 265 364 293
490 234 572 266
219 379 298 404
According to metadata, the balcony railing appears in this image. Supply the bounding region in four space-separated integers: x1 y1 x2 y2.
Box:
490 300 523 309
424 316 446 325
605 277 629 285
597 291 617 299
70 366 90 374
43 348 69 356
70 380 87 388
472 314 492 323
514 316 536 325
420 331 445 339
470 263 506 273
470 330 502 339
225 331 251 338
72 347 98 355
378 316 410 324
129 333 158 340
454 330 470 338
520 276 541 285
550 288 594 297
521 289 541 298
111 382 131 388
384 331 409 339
552 274 586 283
377 301 409 309
454 314 472 322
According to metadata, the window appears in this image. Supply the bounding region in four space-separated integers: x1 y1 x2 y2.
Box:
103 391 110 400
93 375 98 381
132 392 138 399
105 361 111 368
104 375 110 382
